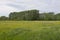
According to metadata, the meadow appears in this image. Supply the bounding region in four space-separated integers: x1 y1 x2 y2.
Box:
0 21 60 40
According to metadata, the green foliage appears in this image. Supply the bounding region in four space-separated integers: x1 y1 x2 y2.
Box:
9 10 60 21
0 9 60 21
55 13 60 20
0 16 8 21
39 12 55 20
9 10 39 21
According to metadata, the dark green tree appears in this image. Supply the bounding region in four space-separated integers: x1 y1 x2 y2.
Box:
0 16 8 20
9 10 39 21
55 13 60 20
39 12 55 20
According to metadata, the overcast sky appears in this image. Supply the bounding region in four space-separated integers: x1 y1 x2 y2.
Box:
0 0 60 16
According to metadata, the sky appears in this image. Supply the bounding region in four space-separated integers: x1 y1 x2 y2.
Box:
0 0 60 16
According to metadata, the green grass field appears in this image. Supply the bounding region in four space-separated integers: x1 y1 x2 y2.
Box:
0 21 60 40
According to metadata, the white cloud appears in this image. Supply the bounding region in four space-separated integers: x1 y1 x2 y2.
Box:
0 0 60 16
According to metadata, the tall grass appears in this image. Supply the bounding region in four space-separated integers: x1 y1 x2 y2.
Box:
0 21 60 40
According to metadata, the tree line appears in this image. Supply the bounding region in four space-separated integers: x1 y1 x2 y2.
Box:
0 9 60 21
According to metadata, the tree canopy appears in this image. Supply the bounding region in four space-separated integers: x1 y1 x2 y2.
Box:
0 9 60 21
